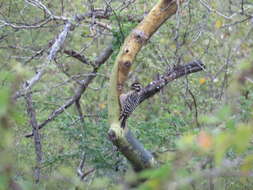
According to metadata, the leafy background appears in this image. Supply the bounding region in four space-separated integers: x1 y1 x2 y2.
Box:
0 0 253 189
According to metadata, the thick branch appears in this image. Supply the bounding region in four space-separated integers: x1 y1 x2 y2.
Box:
118 61 205 129
109 60 204 171
108 129 156 172
139 60 205 103
116 0 183 96
108 0 184 172
108 0 183 125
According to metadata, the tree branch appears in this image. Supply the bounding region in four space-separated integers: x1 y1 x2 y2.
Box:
25 92 42 183
109 60 204 171
108 0 185 172
76 153 95 180
75 99 85 124
25 44 113 138
139 60 205 103
14 22 73 99
64 50 91 65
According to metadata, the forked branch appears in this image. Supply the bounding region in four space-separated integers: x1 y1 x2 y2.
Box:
108 0 186 172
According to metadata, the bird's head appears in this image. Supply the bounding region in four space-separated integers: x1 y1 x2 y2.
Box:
130 82 142 92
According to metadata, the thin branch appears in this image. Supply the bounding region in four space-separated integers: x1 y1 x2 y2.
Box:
75 99 85 124
77 153 86 177
24 49 46 64
25 92 42 183
199 0 237 19
25 0 68 21
25 44 113 138
13 7 115 99
84 19 113 31
14 22 73 99
76 153 96 180
103 0 125 40
64 49 91 65
221 16 253 28
0 18 52 29
81 169 96 180
188 89 200 128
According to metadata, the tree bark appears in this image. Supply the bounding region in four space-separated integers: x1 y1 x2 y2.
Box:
108 0 184 171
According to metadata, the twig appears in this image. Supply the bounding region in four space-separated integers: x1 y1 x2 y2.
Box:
103 0 125 41
0 18 52 29
221 16 252 28
25 0 68 21
77 153 86 177
199 0 237 19
76 153 96 180
64 49 91 65
188 89 200 128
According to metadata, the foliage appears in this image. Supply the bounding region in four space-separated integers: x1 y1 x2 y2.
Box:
0 0 252 189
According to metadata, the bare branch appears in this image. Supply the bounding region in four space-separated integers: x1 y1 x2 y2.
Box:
75 99 85 124
0 18 52 29
139 60 205 103
188 89 200 128
76 153 95 180
25 92 43 183
25 44 113 138
199 0 237 19
25 0 68 21
13 7 113 99
64 50 91 65
14 22 72 99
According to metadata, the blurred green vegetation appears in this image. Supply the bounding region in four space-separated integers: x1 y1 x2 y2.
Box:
0 0 253 189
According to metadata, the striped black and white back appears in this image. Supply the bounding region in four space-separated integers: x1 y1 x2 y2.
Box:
119 82 142 128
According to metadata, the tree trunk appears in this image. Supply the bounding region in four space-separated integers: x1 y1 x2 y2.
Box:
108 0 183 171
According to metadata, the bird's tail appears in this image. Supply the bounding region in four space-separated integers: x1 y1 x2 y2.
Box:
119 116 126 128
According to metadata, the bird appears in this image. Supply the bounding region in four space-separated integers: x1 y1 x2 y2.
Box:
119 82 142 128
